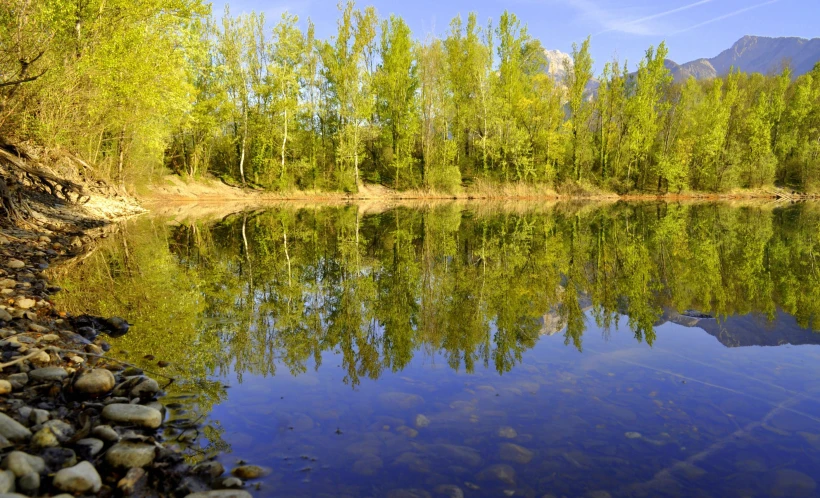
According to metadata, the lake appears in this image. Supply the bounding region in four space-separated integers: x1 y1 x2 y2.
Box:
53 201 820 497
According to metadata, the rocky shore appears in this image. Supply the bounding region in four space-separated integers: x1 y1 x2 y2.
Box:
0 226 254 497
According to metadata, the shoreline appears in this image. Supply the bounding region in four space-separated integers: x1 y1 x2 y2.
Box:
0 216 257 497
144 175 815 205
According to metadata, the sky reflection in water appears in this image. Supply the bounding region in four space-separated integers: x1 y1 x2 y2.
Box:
55 202 820 497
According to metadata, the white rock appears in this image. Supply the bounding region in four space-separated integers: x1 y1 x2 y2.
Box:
1 451 45 477
74 369 116 396
0 469 14 493
0 413 31 443
105 441 156 468
102 404 162 429
53 461 102 494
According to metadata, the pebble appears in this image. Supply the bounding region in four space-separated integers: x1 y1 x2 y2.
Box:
29 323 49 334
74 368 116 396
105 441 157 468
102 403 163 429
118 467 146 494
0 309 12 322
28 367 68 382
231 465 269 479
131 377 161 398
6 259 25 269
18 471 40 493
29 408 50 425
0 380 11 395
74 438 105 457
0 469 14 493
625 432 642 439
15 298 36 310
53 461 102 494
2 451 45 477
42 420 74 441
91 425 120 442
0 413 32 442
8 373 27 390
31 427 60 448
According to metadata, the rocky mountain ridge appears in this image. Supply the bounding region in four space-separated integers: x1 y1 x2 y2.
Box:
667 35 820 81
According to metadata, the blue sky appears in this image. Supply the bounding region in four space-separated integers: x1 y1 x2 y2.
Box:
209 0 818 71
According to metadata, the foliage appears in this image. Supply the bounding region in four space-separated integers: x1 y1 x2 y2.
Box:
3 3 820 193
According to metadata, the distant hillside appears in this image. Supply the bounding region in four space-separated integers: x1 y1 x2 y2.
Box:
668 35 820 81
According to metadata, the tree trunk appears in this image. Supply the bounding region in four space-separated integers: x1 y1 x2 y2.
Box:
280 108 288 180
239 106 247 186
0 177 20 220
117 126 125 187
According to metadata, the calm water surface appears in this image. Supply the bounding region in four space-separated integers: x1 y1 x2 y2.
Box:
54 202 820 497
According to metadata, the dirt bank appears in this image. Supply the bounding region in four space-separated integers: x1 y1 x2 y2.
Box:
145 174 813 207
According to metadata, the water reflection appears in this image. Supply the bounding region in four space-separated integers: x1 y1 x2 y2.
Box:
52 201 820 496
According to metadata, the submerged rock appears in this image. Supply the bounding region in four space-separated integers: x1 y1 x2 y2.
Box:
497 426 517 439
477 464 516 485
231 465 269 480
499 443 534 464
414 414 430 428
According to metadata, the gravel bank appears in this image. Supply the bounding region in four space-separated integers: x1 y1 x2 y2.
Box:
0 227 253 497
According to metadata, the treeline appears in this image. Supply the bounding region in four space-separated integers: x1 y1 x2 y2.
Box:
2 1 820 193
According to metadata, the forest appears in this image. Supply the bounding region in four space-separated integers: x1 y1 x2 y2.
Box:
2 0 819 194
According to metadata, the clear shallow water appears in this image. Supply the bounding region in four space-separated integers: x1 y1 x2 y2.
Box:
54 202 820 497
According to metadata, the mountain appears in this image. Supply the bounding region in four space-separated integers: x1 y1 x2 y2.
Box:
543 49 572 80
541 48 600 96
668 35 820 82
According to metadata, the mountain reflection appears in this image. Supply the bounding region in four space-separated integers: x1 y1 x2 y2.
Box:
55 202 820 389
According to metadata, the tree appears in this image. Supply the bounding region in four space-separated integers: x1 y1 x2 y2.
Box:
375 15 418 188
564 36 593 181
269 13 305 186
